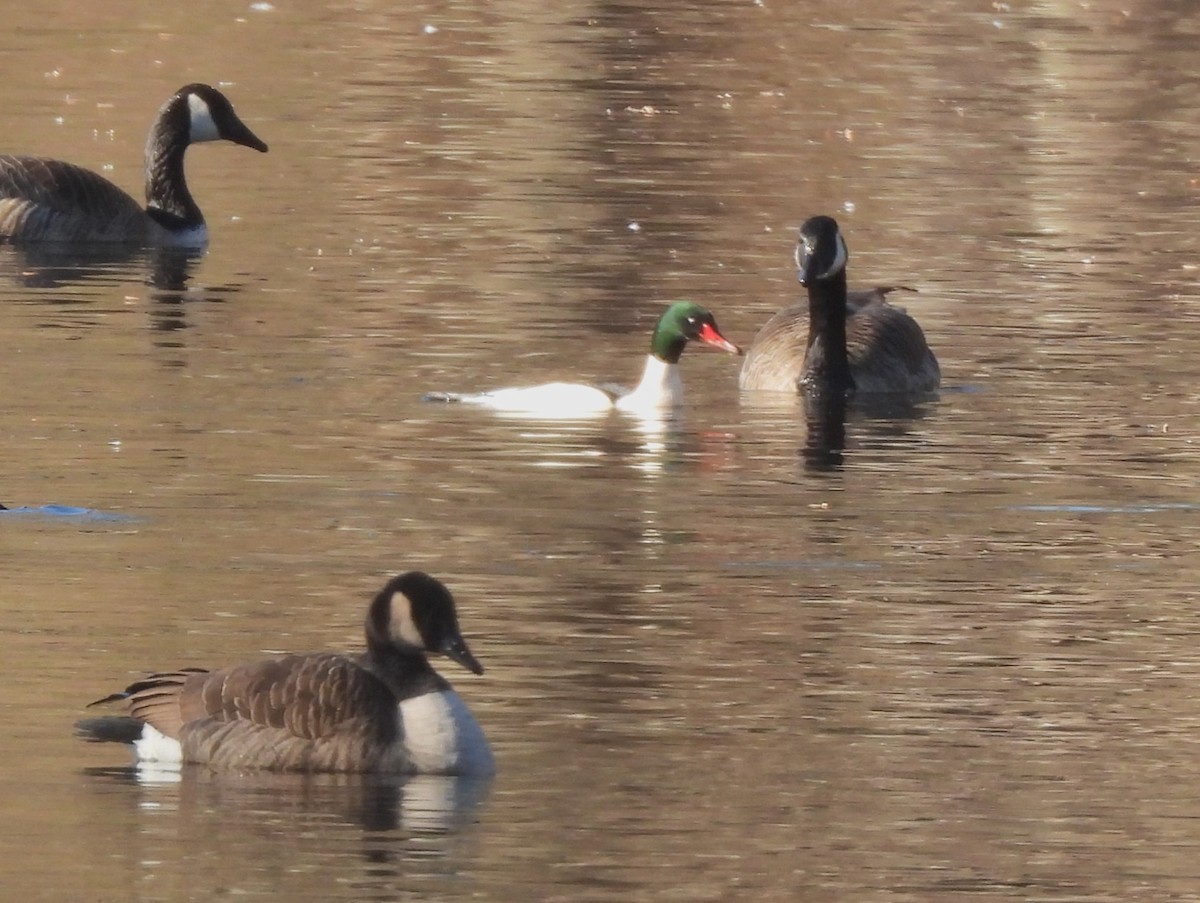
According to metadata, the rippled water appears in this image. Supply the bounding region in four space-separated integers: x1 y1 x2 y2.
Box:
4 0 1200 900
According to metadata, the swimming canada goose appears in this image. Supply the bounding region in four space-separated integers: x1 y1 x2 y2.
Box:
739 216 940 395
0 83 267 246
75 572 495 775
424 300 742 417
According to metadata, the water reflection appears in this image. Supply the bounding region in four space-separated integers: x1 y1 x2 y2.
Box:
0 243 202 293
433 406 732 482
84 766 492 836
741 387 939 473
0 241 260 342
801 391 848 471
6 0 1200 900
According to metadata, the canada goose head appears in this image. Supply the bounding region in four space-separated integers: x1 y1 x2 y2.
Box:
369 572 484 675
168 83 269 153
795 215 848 286
650 301 742 364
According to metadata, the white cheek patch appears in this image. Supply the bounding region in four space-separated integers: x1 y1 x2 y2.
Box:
391 596 424 647
824 234 847 279
187 94 221 143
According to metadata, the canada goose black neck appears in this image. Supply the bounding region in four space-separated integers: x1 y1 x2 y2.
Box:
144 95 202 231
804 266 855 393
799 216 855 394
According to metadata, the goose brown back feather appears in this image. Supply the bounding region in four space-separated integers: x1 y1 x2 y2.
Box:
142 657 409 771
0 156 149 242
740 288 939 393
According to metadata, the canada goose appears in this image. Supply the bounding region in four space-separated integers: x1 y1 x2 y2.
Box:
739 216 940 395
0 83 267 246
424 300 742 417
76 572 495 775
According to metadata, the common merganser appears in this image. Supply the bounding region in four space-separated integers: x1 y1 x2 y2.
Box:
426 300 742 417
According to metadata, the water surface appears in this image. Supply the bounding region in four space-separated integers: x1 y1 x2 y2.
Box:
3 1 1200 901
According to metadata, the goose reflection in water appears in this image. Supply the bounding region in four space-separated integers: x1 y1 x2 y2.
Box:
81 765 493 835
0 242 203 293
741 385 938 474
0 241 258 339
801 390 848 471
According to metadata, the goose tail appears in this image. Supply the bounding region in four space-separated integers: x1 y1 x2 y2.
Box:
75 716 144 745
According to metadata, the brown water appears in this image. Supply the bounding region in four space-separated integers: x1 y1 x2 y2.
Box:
4 0 1200 900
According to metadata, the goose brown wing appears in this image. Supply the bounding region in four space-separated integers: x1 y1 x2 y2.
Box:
740 289 939 394
846 285 916 314
847 301 940 391
738 303 808 390
0 155 146 240
0 156 143 215
119 654 398 742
